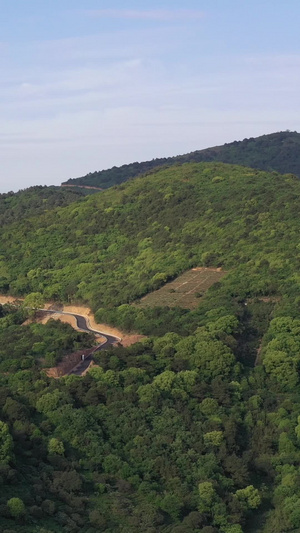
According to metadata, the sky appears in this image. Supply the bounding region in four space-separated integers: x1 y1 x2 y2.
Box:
0 0 300 193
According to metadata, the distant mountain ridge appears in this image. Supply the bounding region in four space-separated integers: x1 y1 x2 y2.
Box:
62 130 300 189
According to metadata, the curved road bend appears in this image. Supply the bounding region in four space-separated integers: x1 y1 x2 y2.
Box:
40 309 120 375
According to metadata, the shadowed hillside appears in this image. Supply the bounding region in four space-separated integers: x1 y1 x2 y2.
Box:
62 130 300 189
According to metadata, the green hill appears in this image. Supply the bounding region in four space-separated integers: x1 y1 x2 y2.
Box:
0 185 85 227
62 130 300 189
1 161 300 322
1 162 299 303
3 162 300 531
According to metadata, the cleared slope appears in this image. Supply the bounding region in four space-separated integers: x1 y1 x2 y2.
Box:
134 267 226 309
62 130 300 189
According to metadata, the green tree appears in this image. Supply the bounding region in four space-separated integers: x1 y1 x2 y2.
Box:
23 291 44 317
235 485 261 509
48 437 65 456
200 398 219 417
153 370 176 392
7 497 26 518
263 350 298 389
0 421 13 464
222 525 243 533
204 431 224 448
198 481 216 513
278 432 296 456
36 390 70 414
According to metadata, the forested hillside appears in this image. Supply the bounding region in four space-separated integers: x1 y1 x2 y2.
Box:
62 130 300 189
2 161 300 318
3 162 300 531
0 186 85 227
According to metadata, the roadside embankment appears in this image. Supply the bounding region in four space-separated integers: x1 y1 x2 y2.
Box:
0 296 145 347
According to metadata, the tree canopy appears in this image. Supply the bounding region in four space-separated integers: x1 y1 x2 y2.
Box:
2 159 300 531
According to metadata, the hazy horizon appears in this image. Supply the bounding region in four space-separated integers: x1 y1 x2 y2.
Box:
1 0 299 193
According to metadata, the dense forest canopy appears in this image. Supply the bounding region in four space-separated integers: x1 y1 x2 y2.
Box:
3 160 300 531
2 161 300 318
0 186 85 228
62 131 300 189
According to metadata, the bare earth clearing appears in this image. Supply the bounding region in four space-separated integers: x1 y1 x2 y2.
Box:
134 267 226 309
0 296 18 305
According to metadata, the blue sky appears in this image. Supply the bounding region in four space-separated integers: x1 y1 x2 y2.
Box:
1 0 300 192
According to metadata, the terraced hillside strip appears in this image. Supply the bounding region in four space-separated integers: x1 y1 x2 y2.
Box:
135 267 226 309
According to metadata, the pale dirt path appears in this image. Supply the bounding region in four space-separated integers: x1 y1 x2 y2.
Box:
57 304 124 338
0 296 145 347
44 304 146 346
0 296 19 304
37 314 106 344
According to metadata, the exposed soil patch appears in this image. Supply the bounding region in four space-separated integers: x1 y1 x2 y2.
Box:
0 296 21 305
45 303 124 337
36 312 105 344
47 304 146 347
133 267 226 309
121 334 146 347
46 347 96 378
61 184 103 191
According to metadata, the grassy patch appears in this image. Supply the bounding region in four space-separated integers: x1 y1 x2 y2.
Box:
134 267 226 309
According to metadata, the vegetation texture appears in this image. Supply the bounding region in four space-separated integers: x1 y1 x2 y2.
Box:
2 160 300 531
0 186 85 228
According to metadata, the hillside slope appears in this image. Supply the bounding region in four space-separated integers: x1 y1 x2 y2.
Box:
3 162 300 532
0 185 85 227
62 130 300 189
2 161 300 316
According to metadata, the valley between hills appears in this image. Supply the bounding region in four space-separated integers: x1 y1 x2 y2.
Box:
2 133 300 532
